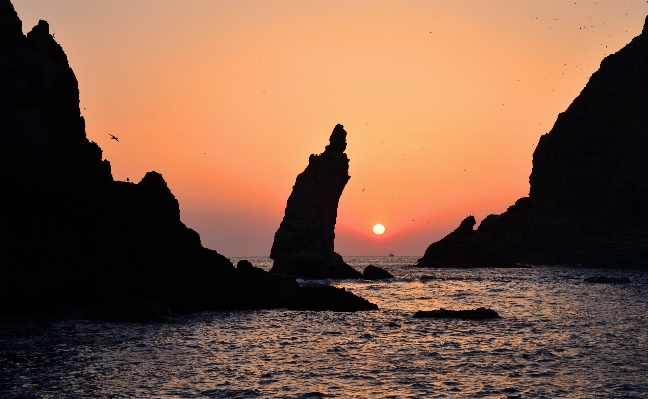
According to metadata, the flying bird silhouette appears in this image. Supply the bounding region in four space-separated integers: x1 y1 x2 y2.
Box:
109 134 119 142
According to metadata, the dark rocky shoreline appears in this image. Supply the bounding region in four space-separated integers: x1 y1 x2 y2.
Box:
3 0 647 322
0 0 376 320
417 16 648 269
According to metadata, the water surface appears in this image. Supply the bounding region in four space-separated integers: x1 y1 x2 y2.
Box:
2 257 647 398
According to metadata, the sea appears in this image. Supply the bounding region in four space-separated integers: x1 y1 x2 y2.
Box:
1 257 647 399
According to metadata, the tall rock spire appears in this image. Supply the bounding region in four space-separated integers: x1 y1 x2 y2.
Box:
270 124 362 279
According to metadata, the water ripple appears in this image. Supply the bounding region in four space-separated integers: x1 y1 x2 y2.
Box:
1 259 647 398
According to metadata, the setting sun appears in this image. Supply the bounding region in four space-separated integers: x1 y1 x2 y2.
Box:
373 224 385 235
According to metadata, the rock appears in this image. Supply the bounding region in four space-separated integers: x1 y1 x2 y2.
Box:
362 265 394 280
0 2 379 316
270 124 362 279
271 251 361 279
101 298 172 323
417 216 516 268
287 285 378 312
413 307 501 320
235 260 300 308
418 15 648 268
584 276 631 284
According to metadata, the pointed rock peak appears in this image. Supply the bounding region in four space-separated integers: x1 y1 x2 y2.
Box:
456 216 476 233
325 124 347 153
26 19 68 64
29 19 49 35
138 171 168 188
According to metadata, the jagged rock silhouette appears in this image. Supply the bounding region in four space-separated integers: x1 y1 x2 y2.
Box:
0 0 375 317
270 124 362 279
418 15 648 268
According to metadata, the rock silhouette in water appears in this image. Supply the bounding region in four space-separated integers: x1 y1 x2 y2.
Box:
417 216 515 268
418 15 648 268
413 307 500 320
0 1 376 317
270 125 362 279
362 265 395 280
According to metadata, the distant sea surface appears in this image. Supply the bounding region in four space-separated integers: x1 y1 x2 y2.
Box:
2 257 647 398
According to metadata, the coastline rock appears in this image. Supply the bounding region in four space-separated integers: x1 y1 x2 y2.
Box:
101 298 172 323
418 15 648 268
413 307 500 320
583 276 631 284
362 265 395 280
417 217 515 268
233 260 377 312
0 1 376 317
287 286 378 312
270 125 362 279
235 260 301 309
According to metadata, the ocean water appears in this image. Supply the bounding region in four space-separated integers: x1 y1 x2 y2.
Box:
1 257 647 399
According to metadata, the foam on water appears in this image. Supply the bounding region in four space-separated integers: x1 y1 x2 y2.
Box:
1 257 647 398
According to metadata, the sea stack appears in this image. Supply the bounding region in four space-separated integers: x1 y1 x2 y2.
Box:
417 15 648 268
270 124 362 279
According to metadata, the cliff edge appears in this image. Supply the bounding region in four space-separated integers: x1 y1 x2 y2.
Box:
418 15 648 267
0 0 375 316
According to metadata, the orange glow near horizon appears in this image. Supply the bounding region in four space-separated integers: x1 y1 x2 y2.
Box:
12 1 648 256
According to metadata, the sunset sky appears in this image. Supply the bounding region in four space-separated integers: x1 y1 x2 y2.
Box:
13 0 648 256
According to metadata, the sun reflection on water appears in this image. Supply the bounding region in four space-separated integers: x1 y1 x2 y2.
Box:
1 257 646 398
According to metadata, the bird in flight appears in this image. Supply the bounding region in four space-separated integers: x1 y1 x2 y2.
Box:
109 134 119 142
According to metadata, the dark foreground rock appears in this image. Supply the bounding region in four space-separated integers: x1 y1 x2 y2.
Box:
584 276 631 284
0 1 375 318
413 307 500 320
287 286 378 312
418 16 648 268
363 265 395 280
416 216 516 268
270 124 362 279
101 298 172 323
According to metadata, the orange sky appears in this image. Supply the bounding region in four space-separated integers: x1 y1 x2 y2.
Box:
13 0 648 256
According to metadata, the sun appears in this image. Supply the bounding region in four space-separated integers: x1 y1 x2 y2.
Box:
373 224 385 235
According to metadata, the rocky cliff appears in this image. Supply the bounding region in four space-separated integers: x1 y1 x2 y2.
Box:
270 124 362 279
0 0 375 316
418 15 648 268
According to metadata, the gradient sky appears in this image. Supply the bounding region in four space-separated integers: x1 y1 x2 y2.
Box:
13 0 648 256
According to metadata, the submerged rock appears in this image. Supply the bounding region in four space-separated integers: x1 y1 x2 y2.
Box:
270 125 362 279
362 265 394 280
583 276 631 284
413 307 500 320
418 15 648 268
